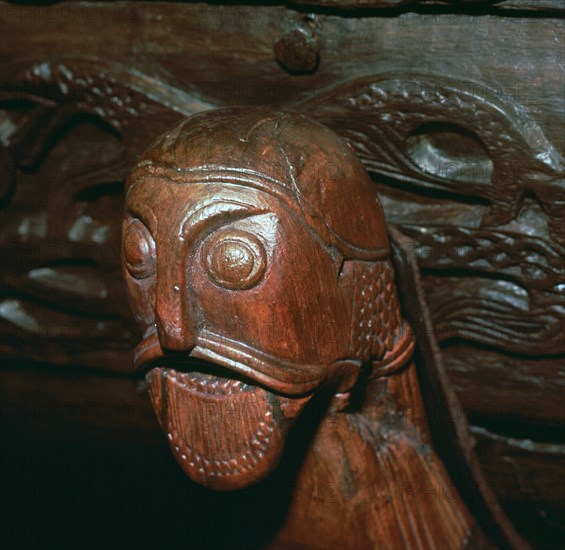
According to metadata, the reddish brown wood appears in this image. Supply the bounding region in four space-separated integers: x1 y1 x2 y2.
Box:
1 3 563 545
122 106 506 546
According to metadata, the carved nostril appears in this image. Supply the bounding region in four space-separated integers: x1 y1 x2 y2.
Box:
155 283 196 351
156 322 193 351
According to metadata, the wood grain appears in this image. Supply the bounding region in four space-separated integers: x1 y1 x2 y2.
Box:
0 2 563 545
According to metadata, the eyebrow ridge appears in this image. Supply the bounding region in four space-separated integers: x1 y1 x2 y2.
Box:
180 199 266 239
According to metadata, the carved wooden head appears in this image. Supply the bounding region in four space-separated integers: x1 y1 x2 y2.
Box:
122 107 412 490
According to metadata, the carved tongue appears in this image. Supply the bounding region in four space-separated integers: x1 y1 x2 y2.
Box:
146 367 312 491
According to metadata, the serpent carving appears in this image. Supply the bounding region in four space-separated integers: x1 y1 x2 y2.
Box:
122 107 516 547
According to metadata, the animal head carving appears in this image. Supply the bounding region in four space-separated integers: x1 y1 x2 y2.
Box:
123 107 413 490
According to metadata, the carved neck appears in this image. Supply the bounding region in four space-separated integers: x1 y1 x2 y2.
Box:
272 362 478 549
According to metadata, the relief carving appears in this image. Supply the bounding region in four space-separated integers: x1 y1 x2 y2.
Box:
122 106 527 547
298 74 565 241
297 74 565 360
0 60 207 368
1 60 561 544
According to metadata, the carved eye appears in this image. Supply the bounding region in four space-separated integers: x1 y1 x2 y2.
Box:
123 218 156 279
202 230 266 290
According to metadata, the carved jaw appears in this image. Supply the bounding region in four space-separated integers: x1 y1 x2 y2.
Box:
136 328 327 491
146 367 312 491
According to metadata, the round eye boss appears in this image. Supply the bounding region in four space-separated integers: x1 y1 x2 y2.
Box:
123 218 156 279
202 231 266 290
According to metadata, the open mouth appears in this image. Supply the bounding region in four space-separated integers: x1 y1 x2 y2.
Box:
139 331 317 491
135 328 326 396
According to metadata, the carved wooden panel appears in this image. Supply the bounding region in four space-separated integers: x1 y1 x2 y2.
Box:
0 60 205 369
296 73 565 419
1 2 563 547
